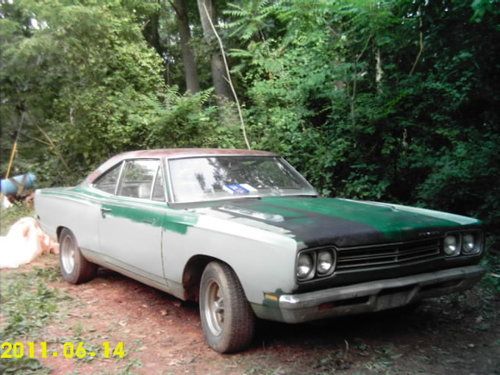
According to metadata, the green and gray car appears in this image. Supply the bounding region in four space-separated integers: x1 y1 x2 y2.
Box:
35 148 485 353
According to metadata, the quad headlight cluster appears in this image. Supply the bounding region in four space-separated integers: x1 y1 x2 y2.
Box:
296 249 337 281
443 231 483 257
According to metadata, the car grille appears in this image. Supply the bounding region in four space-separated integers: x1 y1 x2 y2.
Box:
336 238 442 272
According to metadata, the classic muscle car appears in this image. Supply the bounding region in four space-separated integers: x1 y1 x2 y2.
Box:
35 149 485 353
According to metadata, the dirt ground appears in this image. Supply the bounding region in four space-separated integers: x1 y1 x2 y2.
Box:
2 254 499 375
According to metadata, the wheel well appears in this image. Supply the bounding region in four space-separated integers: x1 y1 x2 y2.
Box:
56 226 67 241
182 255 219 302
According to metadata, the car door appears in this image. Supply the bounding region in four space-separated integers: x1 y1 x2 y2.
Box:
97 158 167 286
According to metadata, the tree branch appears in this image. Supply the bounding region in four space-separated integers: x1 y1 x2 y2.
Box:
34 123 71 172
168 0 180 17
351 35 372 129
410 10 424 76
202 2 251 150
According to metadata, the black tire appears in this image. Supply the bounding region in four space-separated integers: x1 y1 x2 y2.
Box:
59 228 97 284
199 261 255 353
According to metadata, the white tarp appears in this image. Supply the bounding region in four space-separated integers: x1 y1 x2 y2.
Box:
0 217 59 269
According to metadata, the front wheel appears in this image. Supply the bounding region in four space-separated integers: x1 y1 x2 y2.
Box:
59 228 97 284
199 261 255 353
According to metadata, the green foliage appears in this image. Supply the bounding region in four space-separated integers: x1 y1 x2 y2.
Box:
481 254 500 294
225 0 499 235
0 0 498 237
0 266 63 339
0 265 64 374
471 0 500 22
0 202 34 235
0 0 229 186
145 88 243 150
223 0 278 42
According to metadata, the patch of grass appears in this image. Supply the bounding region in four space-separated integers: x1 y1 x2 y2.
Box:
311 349 353 373
362 344 401 373
0 357 51 375
59 322 104 363
72 322 85 338
1 273 58 338
481 253 500 295
480 235 500 294
118 358 142 375
0 201 34 235
32 265 61 282
0 265 68 373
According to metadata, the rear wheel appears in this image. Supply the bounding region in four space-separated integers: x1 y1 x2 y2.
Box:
199 261 255 353
59 228 97 284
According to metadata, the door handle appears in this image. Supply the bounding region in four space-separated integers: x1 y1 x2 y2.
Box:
100 207 112 218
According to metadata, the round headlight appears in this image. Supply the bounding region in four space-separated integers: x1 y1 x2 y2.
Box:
297 253 314 279
462 233 480 254
317 250 335 274
462 234 474 252
444 235 460 256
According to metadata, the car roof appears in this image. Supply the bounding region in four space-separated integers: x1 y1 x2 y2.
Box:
116 148 275 158
85 148 277 184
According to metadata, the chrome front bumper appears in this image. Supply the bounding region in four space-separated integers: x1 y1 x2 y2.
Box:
278 265 485 323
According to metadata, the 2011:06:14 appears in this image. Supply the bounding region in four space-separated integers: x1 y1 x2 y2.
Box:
1 341 126 359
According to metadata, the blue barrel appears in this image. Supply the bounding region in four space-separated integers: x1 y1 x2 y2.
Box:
0 173 36 195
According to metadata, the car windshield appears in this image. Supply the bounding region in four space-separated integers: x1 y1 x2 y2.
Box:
169 156 317 203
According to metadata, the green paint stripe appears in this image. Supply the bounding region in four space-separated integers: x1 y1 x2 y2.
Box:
103 202 197 235
41 187 198 234
41 187 165 209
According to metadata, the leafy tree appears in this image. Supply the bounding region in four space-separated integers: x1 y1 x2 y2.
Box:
1 0 498 236
0 0 239 185
224 0 499 233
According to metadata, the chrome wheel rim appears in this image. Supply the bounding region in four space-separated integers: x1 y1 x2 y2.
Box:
204 280 224 336
61 235 76 274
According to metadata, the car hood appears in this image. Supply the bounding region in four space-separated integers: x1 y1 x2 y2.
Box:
190 197 481 248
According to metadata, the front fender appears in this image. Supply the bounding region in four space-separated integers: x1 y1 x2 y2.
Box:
162 215 298 304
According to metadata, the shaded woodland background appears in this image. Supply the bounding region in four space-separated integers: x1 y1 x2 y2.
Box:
1 0 499 235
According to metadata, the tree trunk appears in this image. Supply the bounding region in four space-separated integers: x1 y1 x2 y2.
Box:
173 0 200 93
143 10 163 57
142 7 169 84
197 0 233 101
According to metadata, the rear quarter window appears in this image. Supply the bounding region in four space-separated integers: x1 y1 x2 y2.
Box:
117 159 159 199
93 162 122 194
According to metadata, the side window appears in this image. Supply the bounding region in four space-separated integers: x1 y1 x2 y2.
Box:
151 166 166 202
93 162 122 194
117 159 158 199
